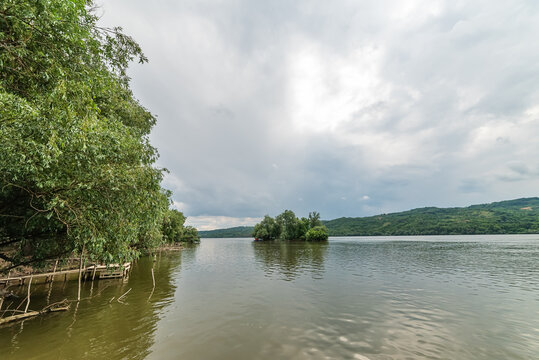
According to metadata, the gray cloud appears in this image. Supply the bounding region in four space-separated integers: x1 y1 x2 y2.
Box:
98 0 539 228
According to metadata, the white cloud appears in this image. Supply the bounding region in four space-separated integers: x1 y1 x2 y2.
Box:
98 0 539 227
288 40 387 134
186 216 262 231
171 201 188 212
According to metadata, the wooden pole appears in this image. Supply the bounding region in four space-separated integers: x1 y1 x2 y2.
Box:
148 266 156 302
77 245 85 301
117 288 131 302
24 275 33 313
82 257 87 282
47 259 58 305
0 305 69 325
89 262 97 297
51 259 58 283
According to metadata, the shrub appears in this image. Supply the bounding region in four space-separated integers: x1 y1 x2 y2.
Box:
305 226 329 241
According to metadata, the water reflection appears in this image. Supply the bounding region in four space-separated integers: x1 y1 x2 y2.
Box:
333 239 539 293
0 252 183 360
2 237 539 360
252 240 328 280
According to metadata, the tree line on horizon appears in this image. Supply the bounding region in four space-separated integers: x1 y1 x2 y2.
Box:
0 0 197 273
200 198 539 238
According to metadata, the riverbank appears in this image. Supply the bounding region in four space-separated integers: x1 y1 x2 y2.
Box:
0 243 190 326
154 243 183 251
0 242 184 285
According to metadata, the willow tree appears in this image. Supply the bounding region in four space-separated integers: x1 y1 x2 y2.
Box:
0 0 169 272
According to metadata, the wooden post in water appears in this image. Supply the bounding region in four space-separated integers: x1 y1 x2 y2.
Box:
77 245 85 301
51 259 58 283
24 275 33 313
0 271 5 309
82 256 88 282
47 259 59 305
148 266 156 302
92 263 97 281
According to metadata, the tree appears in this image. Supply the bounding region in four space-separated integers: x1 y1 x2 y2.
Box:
305 226 329 241
253 210 325 241
276 210 304 240
308 212 322 228
252 215 281 240
0 0 169 272
181 226 201 243
162 209 186 243
161 209 200 243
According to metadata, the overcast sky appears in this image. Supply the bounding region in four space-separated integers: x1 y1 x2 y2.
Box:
98 0 539 230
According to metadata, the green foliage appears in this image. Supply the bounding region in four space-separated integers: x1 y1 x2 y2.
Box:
162 209 186 243
305 226 329 241
252 210 327 241
181 226 201 243
199 226 254 238
325 197 539 236
308 212 322 228
0 0 173 271
200 198 539 238
276 210 305 240
161 209 200 243
252 215 282 241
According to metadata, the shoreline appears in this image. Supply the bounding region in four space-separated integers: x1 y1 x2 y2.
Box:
1 242 185 285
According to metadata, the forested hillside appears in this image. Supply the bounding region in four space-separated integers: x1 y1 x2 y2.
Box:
199 226 255 238
199 198 539 238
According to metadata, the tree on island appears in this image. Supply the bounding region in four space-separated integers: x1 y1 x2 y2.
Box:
252 216 282 241
305 226 329 241
253 210 329 241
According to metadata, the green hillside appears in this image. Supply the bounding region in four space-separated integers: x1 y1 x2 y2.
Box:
199 198 539 238
198 226 254 238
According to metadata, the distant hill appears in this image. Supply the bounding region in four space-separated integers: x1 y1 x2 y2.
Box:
198 197 539 238
198 226 254 238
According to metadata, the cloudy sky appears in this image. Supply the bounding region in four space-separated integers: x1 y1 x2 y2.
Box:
98 0 539 230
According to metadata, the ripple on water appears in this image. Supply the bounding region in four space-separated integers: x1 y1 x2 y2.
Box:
3 237 539 360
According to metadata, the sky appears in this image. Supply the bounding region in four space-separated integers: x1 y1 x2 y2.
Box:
98 0 539 230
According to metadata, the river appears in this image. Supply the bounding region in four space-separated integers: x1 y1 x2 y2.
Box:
1 235 538 359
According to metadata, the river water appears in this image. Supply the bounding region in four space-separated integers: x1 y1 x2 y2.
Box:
1 235 538 359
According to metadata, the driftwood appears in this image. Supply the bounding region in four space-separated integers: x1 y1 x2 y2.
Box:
117 288 132 304
0 299 70 325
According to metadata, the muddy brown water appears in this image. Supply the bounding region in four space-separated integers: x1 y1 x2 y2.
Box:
1 235 538 359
